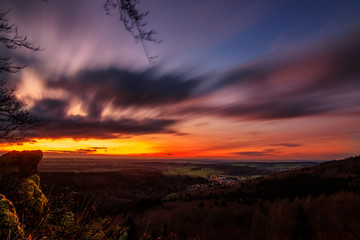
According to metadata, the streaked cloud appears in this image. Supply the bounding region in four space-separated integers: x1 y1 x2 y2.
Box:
269 144 302 148
1 0 360 159
173 30 360 120
234 149 281 157
32 98 178 139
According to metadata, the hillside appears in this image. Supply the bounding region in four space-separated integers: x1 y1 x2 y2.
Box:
300 156 360 177
2 152 360 239
131 156 360 239
164 156 360 203
39 156 360 239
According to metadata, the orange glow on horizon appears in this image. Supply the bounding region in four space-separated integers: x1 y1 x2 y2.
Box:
0 138 158 156
0 126 357 160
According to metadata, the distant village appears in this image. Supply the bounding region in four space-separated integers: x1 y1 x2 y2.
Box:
208 175 238 186
188 175 238 190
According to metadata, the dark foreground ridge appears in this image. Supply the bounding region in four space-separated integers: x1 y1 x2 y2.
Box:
1 152 360 239
0 150 131 239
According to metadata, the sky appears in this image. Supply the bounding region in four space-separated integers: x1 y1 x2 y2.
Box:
0 0 360 160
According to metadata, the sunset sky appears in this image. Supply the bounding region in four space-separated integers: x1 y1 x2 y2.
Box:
0 0 359 160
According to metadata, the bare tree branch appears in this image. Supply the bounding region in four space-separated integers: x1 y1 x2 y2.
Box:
0 81 39 142
103 0 161 63
0 10 41 51
0 10 42 74
0 56 25 73
0 10 40 142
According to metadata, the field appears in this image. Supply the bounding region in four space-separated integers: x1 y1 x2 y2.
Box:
164 166 222 178
39 157 319 179
231 162 315 172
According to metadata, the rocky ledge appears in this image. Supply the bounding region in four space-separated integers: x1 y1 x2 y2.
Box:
0 150 48 239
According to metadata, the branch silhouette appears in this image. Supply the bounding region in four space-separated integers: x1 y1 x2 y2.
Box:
0 10 40 141
103 0 161 63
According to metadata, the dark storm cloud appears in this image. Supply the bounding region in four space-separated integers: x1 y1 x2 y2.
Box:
26 66 200 139
35 116 177 139
25 28 360 142
74 147 108 154
234 148 280 157
22 27 360 142
269 143 302 148
46 147 107 154
219 98 333 120
176 29 360 120
175 96 334 120
216 30 360 92
46 68 200 118
32 99 69 117
31 98 178 139
211 62 272 90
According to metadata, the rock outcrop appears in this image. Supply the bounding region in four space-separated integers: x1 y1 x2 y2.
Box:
0 194 24 239
0 150 48 237
0 150 43 178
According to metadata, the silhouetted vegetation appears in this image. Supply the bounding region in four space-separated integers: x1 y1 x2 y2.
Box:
0 10 39 142
104 0 161 62
3 153 358 239
40 170 206 217
34 156 360 239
